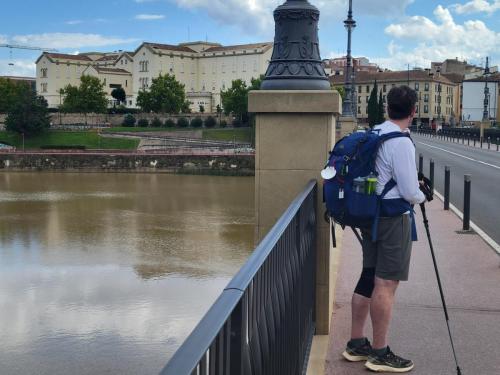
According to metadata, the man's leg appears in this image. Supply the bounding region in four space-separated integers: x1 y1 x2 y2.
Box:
370 277 399 350
351 293 370 339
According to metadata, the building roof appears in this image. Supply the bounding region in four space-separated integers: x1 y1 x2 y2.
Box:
464 73 500 82
0 75 35 81
143 42 197 53
330 70 456 85
40 52 93 62
204 42 272 53
96 54 120 62
94 67 131 75
441 73 464 84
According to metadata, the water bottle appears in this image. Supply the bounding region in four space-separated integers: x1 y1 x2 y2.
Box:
353 177 365 194
365 173 378 195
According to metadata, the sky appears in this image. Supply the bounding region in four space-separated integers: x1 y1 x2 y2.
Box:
1 0 500 77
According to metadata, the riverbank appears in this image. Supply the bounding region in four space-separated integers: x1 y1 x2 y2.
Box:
0 152 255 175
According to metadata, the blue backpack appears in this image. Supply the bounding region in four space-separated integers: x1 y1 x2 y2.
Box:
323 129 411 241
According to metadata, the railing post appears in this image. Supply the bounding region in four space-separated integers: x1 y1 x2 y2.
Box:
497 138 499 152
480 137 483 149
429 159 435 191
467 136 470 146
444 166 450 211
418 154 424 175
488 137 491 150
463 175 471 231
474 136 476 147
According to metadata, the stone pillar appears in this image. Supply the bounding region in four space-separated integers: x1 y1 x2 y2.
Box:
249 90 341 335
338 116 358 139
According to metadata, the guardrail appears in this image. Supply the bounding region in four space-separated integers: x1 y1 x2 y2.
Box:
160 180 318 375
413 128 500 151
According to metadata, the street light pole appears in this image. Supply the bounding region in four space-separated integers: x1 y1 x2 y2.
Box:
342 0 357 117
483 57 490 122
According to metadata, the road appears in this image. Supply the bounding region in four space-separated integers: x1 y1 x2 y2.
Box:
412 133 500 245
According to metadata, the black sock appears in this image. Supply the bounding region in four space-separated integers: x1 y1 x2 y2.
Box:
349 337 367 348
373 346 388 356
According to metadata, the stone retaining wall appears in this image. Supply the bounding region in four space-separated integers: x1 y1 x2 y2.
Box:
0 153 255 175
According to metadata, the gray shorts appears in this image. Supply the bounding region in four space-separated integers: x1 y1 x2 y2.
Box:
361 214 413 281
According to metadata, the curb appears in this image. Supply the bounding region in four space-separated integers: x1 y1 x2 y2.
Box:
433 190 500 256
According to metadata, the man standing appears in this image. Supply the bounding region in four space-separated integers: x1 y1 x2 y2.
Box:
342 86 428 372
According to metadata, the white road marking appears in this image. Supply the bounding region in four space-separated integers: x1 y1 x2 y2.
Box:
433 191 500 256
418 142 500 170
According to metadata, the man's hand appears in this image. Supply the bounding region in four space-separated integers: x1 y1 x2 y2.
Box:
418 172 433 202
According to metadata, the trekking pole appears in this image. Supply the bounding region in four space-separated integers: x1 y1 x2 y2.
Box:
419 203 463 375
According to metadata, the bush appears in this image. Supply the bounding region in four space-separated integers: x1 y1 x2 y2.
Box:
40 145 86 150
151 117 163 128
190 117 203 128
123 114 136 127
108 107 139 115
138 118 149 128
232 118 242 128
220 120 228 128
204 116 216 128
164 118 176 128
177 117 189 128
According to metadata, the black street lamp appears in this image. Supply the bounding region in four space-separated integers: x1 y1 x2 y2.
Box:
483 57 491 122
342 0 357 117
261 0 330 90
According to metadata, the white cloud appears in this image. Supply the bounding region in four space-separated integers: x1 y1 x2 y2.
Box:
375 5 500 70
9 33 138 49
170 0 413 35
451 0 500 15
65 20 83 25
0 59 36 77
0 35 8 44
135 14 165 20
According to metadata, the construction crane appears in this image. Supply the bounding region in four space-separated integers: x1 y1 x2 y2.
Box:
0 44 58 70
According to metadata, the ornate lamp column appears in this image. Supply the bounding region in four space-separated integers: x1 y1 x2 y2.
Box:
483 57 491 122
342 0 356 116
261 0 330 90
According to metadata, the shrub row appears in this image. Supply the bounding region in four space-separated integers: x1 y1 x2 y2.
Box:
40 145 87 150
122 115 227 128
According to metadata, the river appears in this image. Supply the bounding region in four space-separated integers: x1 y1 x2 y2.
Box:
0 172 255 375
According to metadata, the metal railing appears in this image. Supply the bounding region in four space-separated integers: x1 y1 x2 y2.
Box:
161 180 318 375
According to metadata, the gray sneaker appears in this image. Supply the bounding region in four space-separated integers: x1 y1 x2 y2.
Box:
342 338 372 362
365 346 414 373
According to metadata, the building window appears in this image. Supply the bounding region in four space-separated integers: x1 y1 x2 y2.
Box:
358 96 361 104
424 105 429 113
139 61 149 72
416 106 419 113
415 83 419 91
139 77 149 89
425 83 429 91
383 84 387 93
358 106 361 114
358 86 362 94
41 68 48 78
383 95 386 103
41 83 48 93
366 85 370 93
366 96 369 103
424 94 429 102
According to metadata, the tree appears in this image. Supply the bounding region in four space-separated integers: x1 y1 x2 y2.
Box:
190 117 203 128
60 75 107 124
367 81 379 128
221 79 248 123
136 74 186 114
199 104 205 113
249 74 265 91
5 85 50 136
0 77 28 113
181 101 192 114
111 87 126 105
333 85 346 101
378 90 385 124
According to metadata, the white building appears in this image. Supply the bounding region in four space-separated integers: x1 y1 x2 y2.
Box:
462 74 500 123
36 41 273 112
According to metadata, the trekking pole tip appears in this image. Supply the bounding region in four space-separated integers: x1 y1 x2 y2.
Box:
457 366 462 375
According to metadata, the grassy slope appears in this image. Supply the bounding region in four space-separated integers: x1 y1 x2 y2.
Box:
0 131 139 150
202 128 253 143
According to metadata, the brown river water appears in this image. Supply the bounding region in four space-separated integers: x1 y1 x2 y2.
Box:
0 172 255 375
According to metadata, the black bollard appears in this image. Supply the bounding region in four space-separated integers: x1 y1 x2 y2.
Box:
430 159 435 191
419 154 424 174
463 175 471 231
444 167 450 211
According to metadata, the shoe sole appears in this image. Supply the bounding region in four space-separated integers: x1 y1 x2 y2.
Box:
342 350 369 362
365 361 414 373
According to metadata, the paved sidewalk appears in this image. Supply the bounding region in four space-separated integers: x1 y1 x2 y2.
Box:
325 199 500 374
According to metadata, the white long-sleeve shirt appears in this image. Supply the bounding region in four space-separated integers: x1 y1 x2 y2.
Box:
374 121 426 205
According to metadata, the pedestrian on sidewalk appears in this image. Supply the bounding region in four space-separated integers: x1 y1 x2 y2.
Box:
342 86 431 373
